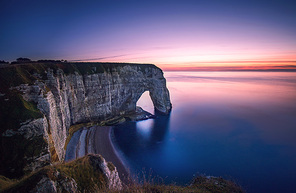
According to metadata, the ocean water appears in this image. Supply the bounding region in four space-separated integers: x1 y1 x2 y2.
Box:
112 71 296 193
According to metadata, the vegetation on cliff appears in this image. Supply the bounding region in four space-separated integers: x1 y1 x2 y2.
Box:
0 61 160 133
0 154 121 193
0 154 244 193
0 61 168 179
120 176 244 193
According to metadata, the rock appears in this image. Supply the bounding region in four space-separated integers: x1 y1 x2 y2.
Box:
18 118 47 139
1 118 50 178
3 166 79 193
2 154 121 193
126 106 156 121
86 154 122 190
31 177 58 193
14 64 171 162
2 130 17 137
30 173 78 193
0 63 171 179
23 154 51 174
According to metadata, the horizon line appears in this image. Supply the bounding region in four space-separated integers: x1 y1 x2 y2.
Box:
160 65 296 72
2 58 296 72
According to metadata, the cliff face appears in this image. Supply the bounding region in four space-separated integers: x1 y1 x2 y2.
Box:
0 63 171 178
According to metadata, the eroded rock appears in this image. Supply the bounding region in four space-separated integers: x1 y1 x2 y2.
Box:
0 63 171 179
15 64 171 162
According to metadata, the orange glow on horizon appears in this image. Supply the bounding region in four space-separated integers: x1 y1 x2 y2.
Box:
160 65 296 71
158 59 296 71
70 47 296 71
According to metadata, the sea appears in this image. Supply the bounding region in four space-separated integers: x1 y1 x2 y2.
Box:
112 71 296 193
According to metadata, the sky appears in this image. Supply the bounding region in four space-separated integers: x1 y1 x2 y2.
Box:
1 0 296 71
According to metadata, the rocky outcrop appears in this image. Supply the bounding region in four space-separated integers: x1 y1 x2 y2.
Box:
18 64 171 161
2 154 121 193
1 118 50 178
0 63 171 178
85 154 122 190
29 171 78 193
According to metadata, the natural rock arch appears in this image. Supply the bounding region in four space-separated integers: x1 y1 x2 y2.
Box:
136 91 154 113
0 63 172 177
130 84 171 115
113 66 172 116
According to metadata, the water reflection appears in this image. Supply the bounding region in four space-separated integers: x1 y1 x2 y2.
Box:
136 119 154 140
113 112 171 155
113 71 296 193
165 71 296 147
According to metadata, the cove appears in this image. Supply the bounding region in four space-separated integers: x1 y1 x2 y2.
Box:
112 71 296 193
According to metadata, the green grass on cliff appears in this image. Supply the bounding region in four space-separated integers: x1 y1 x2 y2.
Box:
0 91 42 134
0 154 244 193
0 155 112 193
0 164 80 193
0 64 44 134
1 62 157 85
55 155 110 192
116 177 244 193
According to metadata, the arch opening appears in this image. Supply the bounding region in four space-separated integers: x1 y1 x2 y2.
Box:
136 91 154 114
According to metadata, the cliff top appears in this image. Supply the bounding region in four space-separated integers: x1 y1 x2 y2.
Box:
0 61 160 90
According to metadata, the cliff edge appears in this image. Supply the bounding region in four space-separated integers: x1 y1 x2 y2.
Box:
0 62 171 178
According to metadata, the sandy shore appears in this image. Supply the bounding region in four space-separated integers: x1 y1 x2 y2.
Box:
91 126 130 184
65 125 131 184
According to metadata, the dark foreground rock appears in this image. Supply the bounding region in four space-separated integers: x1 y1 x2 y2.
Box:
0 154 122 193
0 154 245 193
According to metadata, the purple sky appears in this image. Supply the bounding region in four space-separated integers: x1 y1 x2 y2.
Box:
1 0 296 70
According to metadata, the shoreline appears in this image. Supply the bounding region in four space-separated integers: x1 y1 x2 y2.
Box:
109 127 133 181
92 126 131 184
65 125 131 184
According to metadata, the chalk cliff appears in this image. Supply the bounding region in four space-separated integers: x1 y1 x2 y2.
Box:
0 62 171 178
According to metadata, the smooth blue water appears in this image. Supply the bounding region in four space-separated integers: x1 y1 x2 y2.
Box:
112 71 296 193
